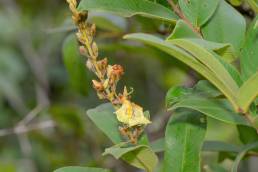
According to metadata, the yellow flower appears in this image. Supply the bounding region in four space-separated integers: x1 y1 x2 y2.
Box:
115 100 151 127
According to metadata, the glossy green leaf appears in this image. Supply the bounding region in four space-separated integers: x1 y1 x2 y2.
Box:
212 52 243 86
178 0 220 27
167 20 200 39
62 34 89 95
78 0 178 23
169 39 240 110
231 142 258 172
189 39 235 61
202 0 246 51
192 80 222 97
87 103 122 144
172 97 249 126
164 110 206 172
165 86 190 107
240 16 258 80
103 144 158 172
124 33 239 111
91 16 124 33
237 125 258 144
170 39 239 96
202 141 241 153
167 20 237 63
238 72 258 112
166 86 249 126
151 138 242 153
54 166 111 172
193 40 237 63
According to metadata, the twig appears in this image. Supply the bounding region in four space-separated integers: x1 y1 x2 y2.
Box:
167 0 202 37
0 120 55 137
17 105 45 126
0 105 54 137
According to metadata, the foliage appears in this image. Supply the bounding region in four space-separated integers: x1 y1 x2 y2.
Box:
61 0 258 172
0 0 258 172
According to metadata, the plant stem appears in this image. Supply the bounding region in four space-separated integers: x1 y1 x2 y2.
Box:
167 0 203 37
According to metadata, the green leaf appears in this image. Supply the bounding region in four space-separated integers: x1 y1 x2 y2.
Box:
166 86 190 107
62 34 89 95
78 0 178 23
170 39 239 97
167 20 200 39
206 164 228 172
164 110 206 172
172 97 249 126
166 86 249 126
191 40 237 63
202 0 246 51
238 72 258 112
178 0 220 27
103 145 158 172
91 16 124 33
231 142 258 172
212 53 243 86
240 16 258 80
87 103 122 144
193 80 222 97
237 125 258 144
168 40 240 111
54 167 111 172
167 20 237 63
202 141 242 153
87 104 154 170
151 138 242 153
87 103 150 143
124 33 239 111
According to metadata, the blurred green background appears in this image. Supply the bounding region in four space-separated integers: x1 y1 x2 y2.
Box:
0 0 256 172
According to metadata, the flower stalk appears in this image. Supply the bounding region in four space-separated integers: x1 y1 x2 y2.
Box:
67 0 151 144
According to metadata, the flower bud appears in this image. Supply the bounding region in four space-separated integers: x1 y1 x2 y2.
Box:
112 65 124 77
97 58 108 75
91 24 96 36
76 33 84 44
79 46 87 56
103 79 110 89
97 92 106 100
92 42 98 58
86 60 94 71
92 80 104 91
